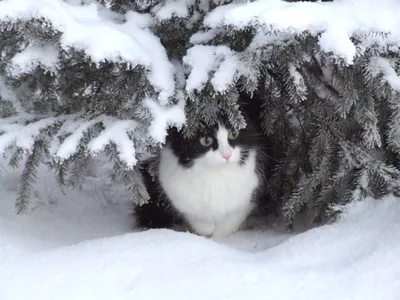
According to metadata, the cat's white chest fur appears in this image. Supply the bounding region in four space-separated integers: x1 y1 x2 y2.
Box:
159 147 259 237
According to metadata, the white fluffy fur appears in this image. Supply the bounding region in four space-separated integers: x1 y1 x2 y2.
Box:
158 127 259 237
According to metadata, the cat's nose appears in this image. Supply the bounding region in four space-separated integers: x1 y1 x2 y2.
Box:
222 153 232 161
221 147 232 161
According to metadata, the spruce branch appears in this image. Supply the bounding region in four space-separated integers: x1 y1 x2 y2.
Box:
105 144 149 205
15 140 43 214
313 169 349 223
284 64 308 103
66 151 92 191
8 147 24 169
283 167 328 225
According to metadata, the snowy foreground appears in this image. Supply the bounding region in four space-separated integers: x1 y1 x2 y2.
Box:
1 165 400 300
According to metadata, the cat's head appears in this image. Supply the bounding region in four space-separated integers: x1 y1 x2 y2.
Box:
166 117 260 169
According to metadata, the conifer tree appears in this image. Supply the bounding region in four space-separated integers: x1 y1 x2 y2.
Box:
1 0 399 227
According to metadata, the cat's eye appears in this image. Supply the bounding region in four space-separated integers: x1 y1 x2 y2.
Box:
228 129 240 140
200 136 213 147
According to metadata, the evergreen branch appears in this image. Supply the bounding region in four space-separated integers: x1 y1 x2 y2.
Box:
66 151 92 191
386 91 400 154
15 140 43 214
8 147 24 169
56 160 68 187
105 144 150 205
334 66 358 119
259 72 282 135
354 60 381 148
313 169 349 223
283 64 308 103
283 167 328 225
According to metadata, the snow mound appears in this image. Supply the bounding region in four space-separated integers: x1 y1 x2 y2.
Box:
1 159 400 300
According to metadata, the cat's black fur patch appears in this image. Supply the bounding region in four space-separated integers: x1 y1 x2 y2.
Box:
134 159 184 229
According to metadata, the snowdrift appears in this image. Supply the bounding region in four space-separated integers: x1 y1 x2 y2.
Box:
0 165 399 300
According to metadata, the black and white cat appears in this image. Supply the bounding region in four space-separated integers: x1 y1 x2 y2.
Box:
135 101 266 237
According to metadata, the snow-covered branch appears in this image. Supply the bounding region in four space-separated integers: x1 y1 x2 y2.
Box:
204 0 400 63
0 0 175 103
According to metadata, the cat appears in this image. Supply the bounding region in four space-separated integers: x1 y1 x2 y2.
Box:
134 98 267 237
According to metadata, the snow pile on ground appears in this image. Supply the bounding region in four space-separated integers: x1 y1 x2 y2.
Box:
1 162 400 300
0 160 133 255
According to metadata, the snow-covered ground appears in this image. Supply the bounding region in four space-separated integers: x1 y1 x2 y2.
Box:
1 161 400 300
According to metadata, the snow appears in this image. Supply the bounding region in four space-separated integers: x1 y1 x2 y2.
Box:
204 0 400 63
184 45 258 92
0 160 132 254
1 0 400 296
1 162 400 299
182 0 400 93
288 64 307 102
0 113 143 168
153 0 192 20
124 11 153 29
0 0 175 103
57 116 140 168
369 57 400 91
9 44 59 77
0 76 24 114
144 97 186 144
0 117 60 154
211 50 239 92
88 119 138 168
56 117 100 160
184 45 240 92
189 29 220 45
120 14 175 104
184 45 219 92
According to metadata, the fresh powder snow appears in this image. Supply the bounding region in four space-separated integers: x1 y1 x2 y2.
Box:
0 160 400 300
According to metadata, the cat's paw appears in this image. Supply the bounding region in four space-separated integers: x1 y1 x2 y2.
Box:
188 218 215 236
